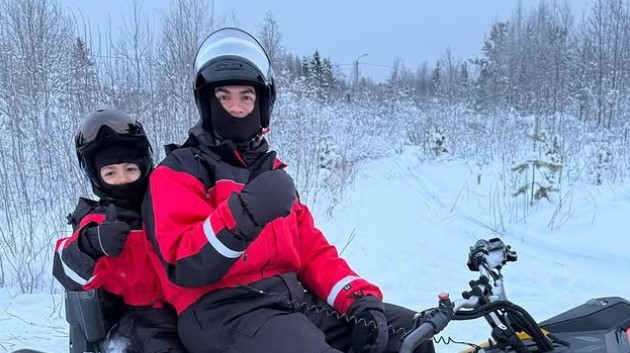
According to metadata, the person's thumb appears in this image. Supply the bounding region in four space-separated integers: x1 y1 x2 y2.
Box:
105 203 118 222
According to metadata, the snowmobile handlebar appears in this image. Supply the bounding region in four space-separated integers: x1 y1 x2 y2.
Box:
400 293 457 353
399 321 438 353
399 238 531 353
399 294 483 353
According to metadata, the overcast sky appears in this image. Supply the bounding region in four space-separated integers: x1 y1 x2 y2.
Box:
60 0 595 82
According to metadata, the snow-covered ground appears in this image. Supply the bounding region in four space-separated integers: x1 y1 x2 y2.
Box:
1 146 628 353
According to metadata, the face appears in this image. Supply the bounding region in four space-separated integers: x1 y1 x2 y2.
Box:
99 163 141 185
214 85 256 118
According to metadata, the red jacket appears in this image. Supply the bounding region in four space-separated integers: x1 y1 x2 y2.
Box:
143 136 382 314
53 199 164 307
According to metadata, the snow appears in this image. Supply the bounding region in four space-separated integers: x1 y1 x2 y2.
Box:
1 145 628 353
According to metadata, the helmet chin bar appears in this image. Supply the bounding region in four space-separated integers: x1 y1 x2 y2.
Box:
195 75 274 131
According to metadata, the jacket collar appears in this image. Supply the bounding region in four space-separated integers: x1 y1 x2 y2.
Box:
183 121 269 167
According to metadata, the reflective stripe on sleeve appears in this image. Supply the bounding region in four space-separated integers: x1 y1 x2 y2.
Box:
203 216 243 258
326 275 360 308
58 238 96 286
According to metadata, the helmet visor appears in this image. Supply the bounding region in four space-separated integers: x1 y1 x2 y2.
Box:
76 114 145 148
194 27 272 85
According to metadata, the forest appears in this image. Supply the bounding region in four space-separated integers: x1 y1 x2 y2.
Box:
1 0 629 293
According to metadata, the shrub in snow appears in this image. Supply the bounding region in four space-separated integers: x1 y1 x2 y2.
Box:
430 131 449 157
511 128 563 206
589 146 614 186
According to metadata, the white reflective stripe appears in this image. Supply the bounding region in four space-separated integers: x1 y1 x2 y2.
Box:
58 238 96 286
203 216 243 258
326 275 360 308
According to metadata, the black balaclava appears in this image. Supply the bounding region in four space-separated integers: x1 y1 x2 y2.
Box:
92 144 147 209
208 91 262 143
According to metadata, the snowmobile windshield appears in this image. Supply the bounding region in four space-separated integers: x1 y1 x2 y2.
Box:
193 27 273 87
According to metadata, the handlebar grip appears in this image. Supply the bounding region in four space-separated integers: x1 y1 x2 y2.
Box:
399 323 435 353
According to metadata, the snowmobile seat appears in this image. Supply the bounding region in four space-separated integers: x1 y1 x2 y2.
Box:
538 296 630 353
65 289 126 353
539 296 630 332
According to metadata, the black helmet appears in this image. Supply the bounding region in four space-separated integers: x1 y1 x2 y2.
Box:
75 109 153 201
193 27 276 132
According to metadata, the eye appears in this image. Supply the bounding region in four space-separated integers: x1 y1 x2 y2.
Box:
241 95 255 102
216 94 229 101
103 171 115 177
126 166 139 172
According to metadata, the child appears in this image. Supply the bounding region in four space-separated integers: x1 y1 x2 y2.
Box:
53 109 185 353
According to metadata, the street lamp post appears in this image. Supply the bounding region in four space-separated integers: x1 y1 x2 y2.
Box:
354 53 368 87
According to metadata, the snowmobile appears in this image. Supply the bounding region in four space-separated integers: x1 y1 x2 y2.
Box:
400 237 630 353
14 238 628 353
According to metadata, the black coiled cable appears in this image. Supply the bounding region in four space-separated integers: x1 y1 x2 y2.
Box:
240 284 480 350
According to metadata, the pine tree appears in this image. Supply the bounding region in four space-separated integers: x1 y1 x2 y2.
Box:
320 57 336 97
473 22 509 112
66 37 99 115
458 61 471 103
303 51 337 100
431 60 442 98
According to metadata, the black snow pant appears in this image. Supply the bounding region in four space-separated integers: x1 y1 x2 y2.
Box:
114 305 187 353
178 273 435 353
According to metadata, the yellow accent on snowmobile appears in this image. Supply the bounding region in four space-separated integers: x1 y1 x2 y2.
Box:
457 329 551 353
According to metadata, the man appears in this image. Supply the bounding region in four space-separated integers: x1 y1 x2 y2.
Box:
143 27 444 353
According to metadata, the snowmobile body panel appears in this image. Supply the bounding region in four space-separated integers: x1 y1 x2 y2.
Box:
460 297 630 353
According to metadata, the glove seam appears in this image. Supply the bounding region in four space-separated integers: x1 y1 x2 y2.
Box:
237 193 262 227
96 226 111 257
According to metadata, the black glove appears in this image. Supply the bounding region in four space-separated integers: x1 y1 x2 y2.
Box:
418 295 455 335
80 204 131 258
228 151 297 236
347 295 389 353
